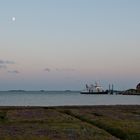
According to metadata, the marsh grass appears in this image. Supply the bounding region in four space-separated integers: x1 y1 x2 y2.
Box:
0 136 51 140
0 106 139 140
91 112 103 117
0 111 7 123
62 109 140 140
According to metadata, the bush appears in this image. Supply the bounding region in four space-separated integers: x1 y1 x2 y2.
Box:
0 112 7 122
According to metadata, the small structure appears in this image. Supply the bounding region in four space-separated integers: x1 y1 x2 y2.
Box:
136 83 140 91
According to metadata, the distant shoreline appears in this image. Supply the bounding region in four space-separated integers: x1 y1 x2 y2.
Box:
0 104 140 108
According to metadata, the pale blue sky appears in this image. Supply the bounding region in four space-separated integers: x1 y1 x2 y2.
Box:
0 0 140 90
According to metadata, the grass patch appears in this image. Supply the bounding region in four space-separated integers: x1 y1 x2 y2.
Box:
62 109 131 140
0 111 7 122
0 136 52 140
91 112 103 117
0 106 139 140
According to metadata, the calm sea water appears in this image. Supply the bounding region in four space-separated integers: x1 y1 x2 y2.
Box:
0 91 140 106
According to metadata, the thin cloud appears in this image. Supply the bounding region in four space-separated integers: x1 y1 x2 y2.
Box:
44 67 76 73
0 60 15 64
8 70 20 74
0 60 17 73
56 68 76 72
0 65 7 69
44 68 51 72
63 68 76 72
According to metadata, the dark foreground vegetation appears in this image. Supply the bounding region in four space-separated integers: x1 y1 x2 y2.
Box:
0 105 139 140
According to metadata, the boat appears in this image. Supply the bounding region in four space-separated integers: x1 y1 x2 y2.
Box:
80 82 108 94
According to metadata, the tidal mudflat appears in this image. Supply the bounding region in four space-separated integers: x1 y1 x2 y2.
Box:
0 105 139 140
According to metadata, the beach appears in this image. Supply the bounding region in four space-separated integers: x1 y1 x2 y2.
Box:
0 105 140 140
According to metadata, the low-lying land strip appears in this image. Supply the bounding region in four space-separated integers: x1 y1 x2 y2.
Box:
0 105 139 140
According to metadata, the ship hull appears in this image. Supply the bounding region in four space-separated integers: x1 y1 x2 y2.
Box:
80 91 108 94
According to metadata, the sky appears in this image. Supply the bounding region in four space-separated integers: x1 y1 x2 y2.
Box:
0 0 140 90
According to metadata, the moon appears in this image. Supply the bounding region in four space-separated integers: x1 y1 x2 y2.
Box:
12 17 16 21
